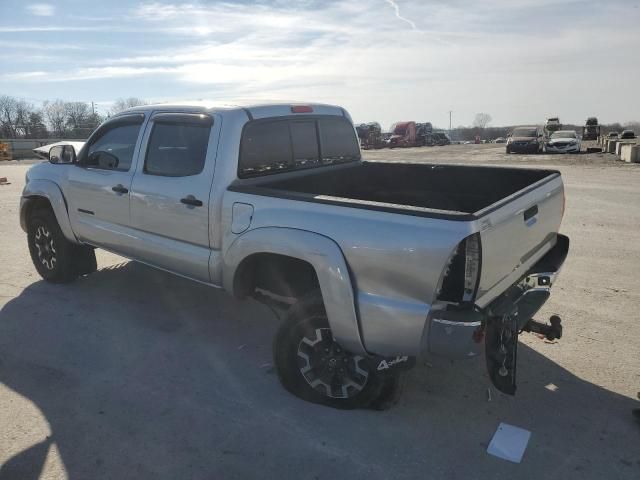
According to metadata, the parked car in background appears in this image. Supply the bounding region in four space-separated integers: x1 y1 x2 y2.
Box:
620 130 636 139
607 131 620 139
506 127 543 154
544 130 581 154
494 137 507 143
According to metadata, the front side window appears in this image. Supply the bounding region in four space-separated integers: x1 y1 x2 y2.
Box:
85 122 142 171
144 122 211 177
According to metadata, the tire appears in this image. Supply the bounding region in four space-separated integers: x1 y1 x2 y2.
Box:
273 292 397 409
27 208 96 283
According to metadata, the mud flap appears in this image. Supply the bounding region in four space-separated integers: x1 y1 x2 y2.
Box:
485 313 519 395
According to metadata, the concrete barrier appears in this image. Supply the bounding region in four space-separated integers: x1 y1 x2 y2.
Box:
621 144 640 163
616 141 635 156
607 140 619 153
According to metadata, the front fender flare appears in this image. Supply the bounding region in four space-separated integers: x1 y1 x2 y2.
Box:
223 227 367 356
21 179 77 243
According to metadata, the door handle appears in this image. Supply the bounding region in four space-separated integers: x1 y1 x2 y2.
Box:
180 195 203 207
112 184 128 194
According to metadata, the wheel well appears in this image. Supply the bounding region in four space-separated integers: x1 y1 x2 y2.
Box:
233 253 321 301
24 196 53 222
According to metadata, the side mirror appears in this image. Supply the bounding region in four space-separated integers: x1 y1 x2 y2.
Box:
49 145 76 164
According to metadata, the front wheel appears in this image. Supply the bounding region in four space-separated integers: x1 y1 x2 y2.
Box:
27 209 96 283
273 292 398 409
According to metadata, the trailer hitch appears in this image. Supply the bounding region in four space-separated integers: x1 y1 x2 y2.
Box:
522 315 562 341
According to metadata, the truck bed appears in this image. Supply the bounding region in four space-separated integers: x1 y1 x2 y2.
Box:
230 162 559 220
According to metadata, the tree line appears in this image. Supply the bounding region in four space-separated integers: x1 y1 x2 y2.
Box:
0 95 146 139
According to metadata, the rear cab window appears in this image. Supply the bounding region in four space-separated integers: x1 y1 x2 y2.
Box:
238 116 359 178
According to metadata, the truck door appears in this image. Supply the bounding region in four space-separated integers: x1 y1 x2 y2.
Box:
66 113 146 253
128 112 217 282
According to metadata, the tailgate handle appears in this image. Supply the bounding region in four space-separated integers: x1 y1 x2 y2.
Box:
524 205 538 221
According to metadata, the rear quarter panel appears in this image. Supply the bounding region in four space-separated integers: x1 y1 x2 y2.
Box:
222 190 474 356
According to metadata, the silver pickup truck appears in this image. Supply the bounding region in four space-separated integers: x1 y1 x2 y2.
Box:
21 102 569 409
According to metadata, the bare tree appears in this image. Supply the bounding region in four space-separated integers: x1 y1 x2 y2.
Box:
65 101 90 130
44 100 68 137
472 113 490 131
110 97 147 115
0 95 19 138
473 113 492 130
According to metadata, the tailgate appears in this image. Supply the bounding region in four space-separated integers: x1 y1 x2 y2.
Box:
474 173 564 307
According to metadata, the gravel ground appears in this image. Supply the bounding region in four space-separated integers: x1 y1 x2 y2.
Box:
0 145 639 479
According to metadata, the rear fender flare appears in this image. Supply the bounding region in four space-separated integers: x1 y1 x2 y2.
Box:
223 227 366 356
21 179 77 243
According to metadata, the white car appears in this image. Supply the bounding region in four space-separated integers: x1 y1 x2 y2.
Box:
545 130 581 154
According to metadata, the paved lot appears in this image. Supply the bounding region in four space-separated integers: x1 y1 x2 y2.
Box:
1 145 639 479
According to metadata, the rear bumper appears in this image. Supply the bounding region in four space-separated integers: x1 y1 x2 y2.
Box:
426 234 569 358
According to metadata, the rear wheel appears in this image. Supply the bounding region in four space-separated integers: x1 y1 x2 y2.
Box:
273 292 398 409
27 208 96 283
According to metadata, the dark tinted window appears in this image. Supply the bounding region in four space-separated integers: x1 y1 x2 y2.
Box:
86 123 142 171
144 122 211 177
318 117 360 163
290 121 320 167
240 121 292 177
239 116 359 178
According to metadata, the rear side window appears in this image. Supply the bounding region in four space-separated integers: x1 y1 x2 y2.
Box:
239 116 359 178
144 122 211 177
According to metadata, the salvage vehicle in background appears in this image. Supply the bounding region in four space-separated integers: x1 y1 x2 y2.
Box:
620 130 636 139
493 137 507 144
356 122 385 149
544 117 561 136
582 117 600 141
432 131 451 146
506 127 544 153
544 130 581 154
20 102 569 409
387 121 417 148
607 131 620 139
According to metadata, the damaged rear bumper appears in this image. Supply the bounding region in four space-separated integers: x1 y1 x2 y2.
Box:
426 234 570 361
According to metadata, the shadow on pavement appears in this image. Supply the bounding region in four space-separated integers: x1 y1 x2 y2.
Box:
0 262 638 479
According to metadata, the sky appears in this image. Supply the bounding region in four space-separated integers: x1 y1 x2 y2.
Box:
0 0 639 128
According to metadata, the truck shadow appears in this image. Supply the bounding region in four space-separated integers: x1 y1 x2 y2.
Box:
0 262 638 479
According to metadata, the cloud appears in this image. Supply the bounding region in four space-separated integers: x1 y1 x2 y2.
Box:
3 0 639 126
384 0 417 30
26 3 55 16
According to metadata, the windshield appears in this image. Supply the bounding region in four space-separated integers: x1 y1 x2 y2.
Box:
512 128 537 137
551 131 577 139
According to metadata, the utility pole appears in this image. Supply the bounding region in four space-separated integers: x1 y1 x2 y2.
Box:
91 101 95 116
448 110 452 132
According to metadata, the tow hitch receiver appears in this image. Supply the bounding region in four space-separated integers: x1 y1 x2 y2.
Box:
485 312 519 396
522 315 563 341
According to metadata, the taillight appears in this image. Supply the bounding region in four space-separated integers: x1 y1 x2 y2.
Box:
291 105 313 113
436 234 482 305
462 234 481 302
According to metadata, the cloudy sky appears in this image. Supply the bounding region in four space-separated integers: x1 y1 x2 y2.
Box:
0 0 638 127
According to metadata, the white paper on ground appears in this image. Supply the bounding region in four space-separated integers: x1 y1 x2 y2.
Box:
487 422 531 463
